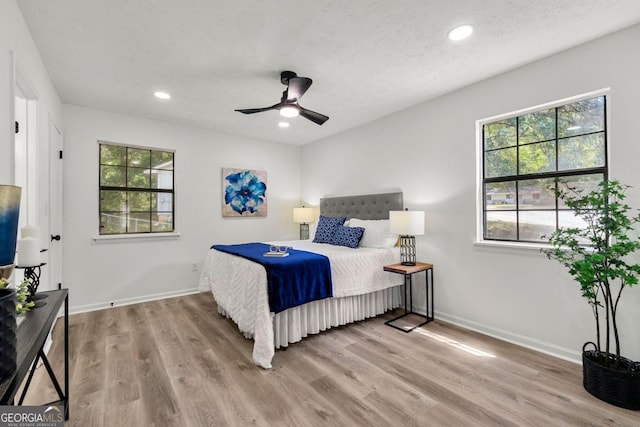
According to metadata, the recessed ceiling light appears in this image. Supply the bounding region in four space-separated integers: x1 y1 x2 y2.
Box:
278 122 290 128
448 25 473 41
154 91 171 100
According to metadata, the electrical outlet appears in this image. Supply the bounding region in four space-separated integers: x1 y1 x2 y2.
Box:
191 261 198 272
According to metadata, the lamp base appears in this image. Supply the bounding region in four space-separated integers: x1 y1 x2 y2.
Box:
399 235 417 266
400 261 417 266
299 223 310 240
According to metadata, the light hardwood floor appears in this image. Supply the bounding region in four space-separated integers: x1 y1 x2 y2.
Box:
23 292 639 426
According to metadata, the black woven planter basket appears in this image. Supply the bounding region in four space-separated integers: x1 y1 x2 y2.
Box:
0 287 17 383
582 342 640 410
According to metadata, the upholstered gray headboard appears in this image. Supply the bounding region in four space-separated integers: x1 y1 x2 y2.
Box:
319 192 403 220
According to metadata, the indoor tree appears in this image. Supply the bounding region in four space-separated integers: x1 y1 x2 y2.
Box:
543 179 640 364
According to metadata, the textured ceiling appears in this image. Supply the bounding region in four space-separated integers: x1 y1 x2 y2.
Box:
16 0 640 145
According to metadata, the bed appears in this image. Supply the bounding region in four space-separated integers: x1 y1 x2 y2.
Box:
198 192 405 368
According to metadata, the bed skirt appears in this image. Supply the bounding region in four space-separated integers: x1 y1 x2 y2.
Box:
218 285 402 351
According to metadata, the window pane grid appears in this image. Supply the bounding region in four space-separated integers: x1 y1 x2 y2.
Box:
557 129 605 141
99 142 175 235
515 138 558 148
482 95 606 243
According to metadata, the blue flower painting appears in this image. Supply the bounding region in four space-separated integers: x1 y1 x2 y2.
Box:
222 168 268 217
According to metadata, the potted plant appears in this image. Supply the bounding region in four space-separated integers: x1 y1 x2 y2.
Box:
543 180 640 410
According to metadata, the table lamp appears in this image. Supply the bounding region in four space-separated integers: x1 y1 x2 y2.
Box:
293 206 315 240
389 209 425 266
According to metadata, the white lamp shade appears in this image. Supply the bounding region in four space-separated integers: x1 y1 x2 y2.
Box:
389 210 425 236
293 207 315 224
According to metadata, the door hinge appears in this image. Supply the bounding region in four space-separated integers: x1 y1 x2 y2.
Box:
15 121 19 134
59 150 63 159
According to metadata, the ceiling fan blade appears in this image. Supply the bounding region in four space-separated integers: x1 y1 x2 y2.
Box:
286 77 312 102
235 103 280 114
298 106 329 125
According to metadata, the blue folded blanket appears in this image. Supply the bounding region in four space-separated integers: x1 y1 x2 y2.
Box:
211 242 333 313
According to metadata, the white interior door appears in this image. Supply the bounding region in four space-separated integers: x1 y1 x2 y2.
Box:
14 68 41 288
48 117 63 291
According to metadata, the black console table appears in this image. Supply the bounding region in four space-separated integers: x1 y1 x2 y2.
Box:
0 289 68 419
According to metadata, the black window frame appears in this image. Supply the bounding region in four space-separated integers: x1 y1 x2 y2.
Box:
98 141 175 235
481 94 608 244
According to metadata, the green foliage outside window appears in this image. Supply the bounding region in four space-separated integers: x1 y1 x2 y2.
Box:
99 142 174 234
482 95 607 243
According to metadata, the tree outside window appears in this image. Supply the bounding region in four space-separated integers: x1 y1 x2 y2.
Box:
482 95 607 243
99 142 175 234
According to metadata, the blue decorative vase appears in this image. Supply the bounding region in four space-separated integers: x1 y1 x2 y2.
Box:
0 287 16 382
0 185 21 267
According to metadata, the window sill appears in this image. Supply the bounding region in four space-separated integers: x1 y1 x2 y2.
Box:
473 239 551 253
93 232 181 243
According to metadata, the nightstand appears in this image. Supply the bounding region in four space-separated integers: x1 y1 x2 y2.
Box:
383 262 434 332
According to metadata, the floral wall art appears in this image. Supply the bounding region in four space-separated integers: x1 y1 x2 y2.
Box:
222 168 268 217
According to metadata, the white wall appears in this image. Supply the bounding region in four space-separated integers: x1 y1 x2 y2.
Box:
0 0 62 178
0 1 62 285
301 24 640 363
63 105 302 312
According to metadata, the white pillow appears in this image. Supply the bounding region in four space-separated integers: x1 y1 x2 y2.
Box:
349 218 398 248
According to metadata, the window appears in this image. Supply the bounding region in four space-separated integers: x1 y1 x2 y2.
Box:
481 94 607 243
99 142 174 235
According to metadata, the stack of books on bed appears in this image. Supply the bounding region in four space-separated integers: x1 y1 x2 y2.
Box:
263 251 289 257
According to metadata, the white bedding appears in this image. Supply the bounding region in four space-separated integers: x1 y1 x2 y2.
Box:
198 240 403 368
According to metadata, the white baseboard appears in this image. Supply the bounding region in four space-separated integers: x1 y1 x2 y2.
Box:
69 287 201 315
435 310 582 365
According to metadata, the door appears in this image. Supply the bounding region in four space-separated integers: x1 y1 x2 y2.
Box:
48 117 63 291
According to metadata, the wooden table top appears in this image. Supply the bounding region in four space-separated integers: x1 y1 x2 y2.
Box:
384 262 433 275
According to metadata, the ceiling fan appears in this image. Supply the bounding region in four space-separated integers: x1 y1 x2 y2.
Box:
235 71 329 125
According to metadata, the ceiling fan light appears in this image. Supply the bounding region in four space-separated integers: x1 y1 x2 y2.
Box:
280 105 299 118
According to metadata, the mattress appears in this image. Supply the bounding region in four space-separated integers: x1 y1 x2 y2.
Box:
199 240 403 368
